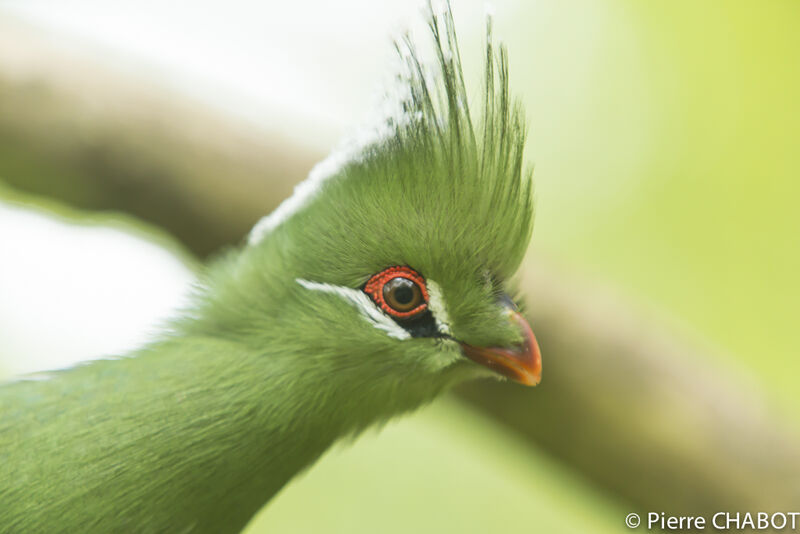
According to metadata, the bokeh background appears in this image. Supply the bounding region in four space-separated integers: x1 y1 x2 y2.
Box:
1 1 799 532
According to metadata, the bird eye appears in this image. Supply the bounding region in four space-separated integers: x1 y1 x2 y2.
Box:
364 266 428 319
383 277 422 312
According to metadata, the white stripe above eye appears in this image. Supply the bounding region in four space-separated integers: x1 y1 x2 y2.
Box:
296 279 411 340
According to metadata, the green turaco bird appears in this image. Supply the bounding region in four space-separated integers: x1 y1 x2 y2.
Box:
1 4 540 533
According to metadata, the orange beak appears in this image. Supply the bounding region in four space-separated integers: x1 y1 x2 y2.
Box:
459 310 542 386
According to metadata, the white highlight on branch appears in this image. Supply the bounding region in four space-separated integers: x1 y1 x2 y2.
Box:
0 200 194 380
296 279 411 340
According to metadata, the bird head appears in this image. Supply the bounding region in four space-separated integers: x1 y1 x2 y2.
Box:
198 4 539 414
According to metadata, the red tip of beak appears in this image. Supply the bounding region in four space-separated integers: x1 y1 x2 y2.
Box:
459 311 542 386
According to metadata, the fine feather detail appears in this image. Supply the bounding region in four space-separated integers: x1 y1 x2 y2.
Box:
248 56 420 244
248 158 337 245
426 279 452 336
248 125 383 245
296 279 411 340
248 1 534 274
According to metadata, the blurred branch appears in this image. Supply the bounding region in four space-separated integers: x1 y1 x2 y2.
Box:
459 263 800 514
3 18 800 516
0 19 318 257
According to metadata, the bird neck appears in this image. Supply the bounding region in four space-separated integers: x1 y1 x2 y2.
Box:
2 332 432 533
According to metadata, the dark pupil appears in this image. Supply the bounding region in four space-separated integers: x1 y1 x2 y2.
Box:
394 285 414 304
383 277 419 311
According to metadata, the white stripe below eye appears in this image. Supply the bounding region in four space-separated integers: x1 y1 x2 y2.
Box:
296 279 411 340
425 279 452 336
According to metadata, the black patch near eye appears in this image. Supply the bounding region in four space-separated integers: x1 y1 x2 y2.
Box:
394 309 440 338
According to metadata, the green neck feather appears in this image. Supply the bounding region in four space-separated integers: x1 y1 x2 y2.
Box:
1 315 459 533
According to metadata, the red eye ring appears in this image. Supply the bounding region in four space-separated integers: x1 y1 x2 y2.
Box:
364 266 429 319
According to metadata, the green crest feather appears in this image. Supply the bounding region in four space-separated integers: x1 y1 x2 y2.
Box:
250 2 533 283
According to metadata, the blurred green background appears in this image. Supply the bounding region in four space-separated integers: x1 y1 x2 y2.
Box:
1 1 798 532
519 0 800 412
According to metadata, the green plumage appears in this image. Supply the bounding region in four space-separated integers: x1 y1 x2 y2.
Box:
0 4 534 532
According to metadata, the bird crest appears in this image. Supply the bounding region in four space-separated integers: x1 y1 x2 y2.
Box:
250 1 534 282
